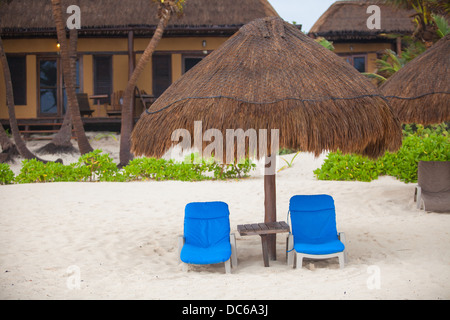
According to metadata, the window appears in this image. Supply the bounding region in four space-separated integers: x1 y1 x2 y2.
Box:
93 55 112 104
352 56 366 73
39 58 58 115
183 56 203 74
7 55 27 105
340 54 367 73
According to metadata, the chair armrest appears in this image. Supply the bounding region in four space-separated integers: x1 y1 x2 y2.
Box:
338 232 346 245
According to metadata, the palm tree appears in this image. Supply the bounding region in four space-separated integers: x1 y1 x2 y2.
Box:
0 35 53 163
119 0 185 167
383 0 449 44
51 0 93 155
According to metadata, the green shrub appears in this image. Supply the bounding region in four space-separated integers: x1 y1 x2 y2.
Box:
313 151 381 182
212 158 256 180
122 157 209 182
122 154 256 181
73 149 118 181
12 149 257 184
14 159 77 183
0 163 15 185
314 124 449 183
14 150 118 183
15 159 50 183
379 126 449 182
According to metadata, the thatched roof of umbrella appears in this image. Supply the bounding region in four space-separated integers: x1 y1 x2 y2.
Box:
380 34 450 125
131 17 402 160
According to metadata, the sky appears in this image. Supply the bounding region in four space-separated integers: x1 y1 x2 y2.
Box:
267 0 337 32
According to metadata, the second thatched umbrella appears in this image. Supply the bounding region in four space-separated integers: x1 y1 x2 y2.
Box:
132 17 401 255
380 34 450 125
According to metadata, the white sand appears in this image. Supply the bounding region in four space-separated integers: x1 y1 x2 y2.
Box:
1 133 449 300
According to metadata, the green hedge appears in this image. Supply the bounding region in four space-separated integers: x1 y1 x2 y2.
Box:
314 124 450 183
1 150 256 184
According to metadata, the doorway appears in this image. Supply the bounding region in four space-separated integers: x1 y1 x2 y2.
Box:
37 56 81 117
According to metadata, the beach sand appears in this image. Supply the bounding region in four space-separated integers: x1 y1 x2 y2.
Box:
1 133 449 300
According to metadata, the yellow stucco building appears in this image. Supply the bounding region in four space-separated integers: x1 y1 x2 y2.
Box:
0 0 280 127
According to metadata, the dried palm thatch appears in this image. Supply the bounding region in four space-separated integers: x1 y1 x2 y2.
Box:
380 34 450 125
308 1 414 40
132 17 402 161
0 0 279 36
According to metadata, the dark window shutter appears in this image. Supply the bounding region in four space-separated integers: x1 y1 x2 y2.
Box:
94 55 112 104
153 54 172 98
7 55 27 105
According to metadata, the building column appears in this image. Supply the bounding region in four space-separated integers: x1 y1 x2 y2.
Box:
128 30 135 123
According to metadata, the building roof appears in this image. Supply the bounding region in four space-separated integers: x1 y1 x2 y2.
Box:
309 1 415 41
0 0 279 37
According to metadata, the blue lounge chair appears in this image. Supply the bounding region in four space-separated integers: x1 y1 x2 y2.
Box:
178 201 237 273
286 195 347 269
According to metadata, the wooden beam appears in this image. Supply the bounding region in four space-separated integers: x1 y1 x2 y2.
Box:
264 154 277 260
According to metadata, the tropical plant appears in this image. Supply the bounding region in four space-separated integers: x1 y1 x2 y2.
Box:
382 0 449 43
433 13 450 37
73 149 119 181
0 163 14 184
10 149 256 183
90 132 118 142
119 0 186 167
315 37 335 51
363 38 426 84
278 151 300 172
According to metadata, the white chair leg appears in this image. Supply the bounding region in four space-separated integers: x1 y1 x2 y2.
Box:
224 259 231 274
295 253 303 269
339 232 348 263
416 186 422 210
287 234 294 266
230 233 238 268
338 253 344 269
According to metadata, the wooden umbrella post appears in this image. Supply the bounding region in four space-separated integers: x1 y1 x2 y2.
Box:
264 154 277 261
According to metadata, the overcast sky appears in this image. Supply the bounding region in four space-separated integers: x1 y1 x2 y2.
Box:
267 0 337 32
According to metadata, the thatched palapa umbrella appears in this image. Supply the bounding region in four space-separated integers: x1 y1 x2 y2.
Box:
132 17 402 257
380 34 450 125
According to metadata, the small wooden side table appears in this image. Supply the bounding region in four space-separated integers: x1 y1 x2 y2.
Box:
237 221 290 267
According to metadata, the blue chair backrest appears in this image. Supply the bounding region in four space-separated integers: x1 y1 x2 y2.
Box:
184 201 231 248
289 195 339 244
